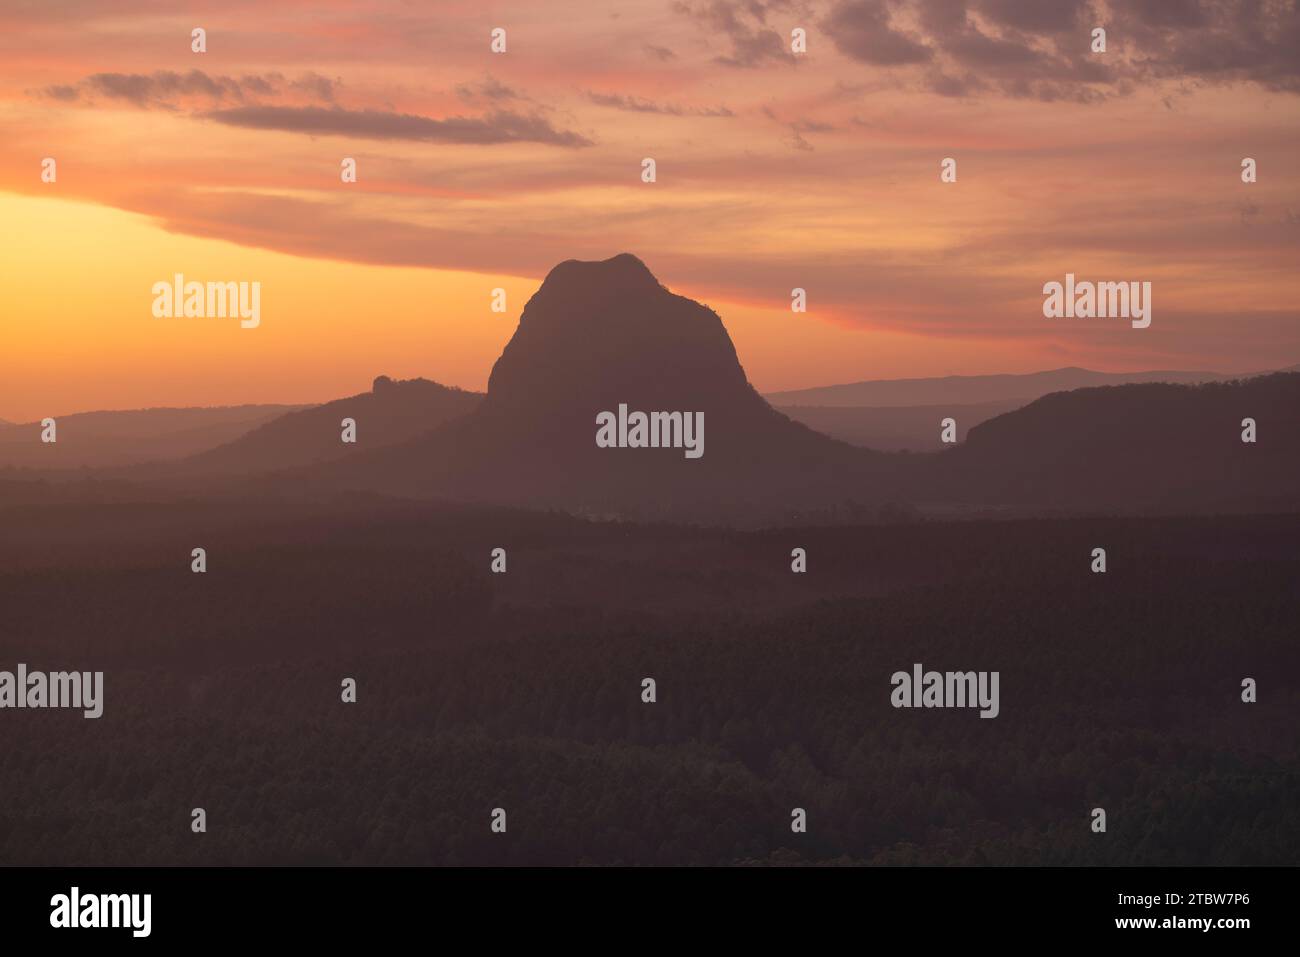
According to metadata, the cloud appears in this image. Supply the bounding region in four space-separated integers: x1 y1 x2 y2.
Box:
642 42 678 61
673 0 797 67
290 71 339 103
825 0 934 65
972 0 1089 34
107 185 1024 330
455 75 526 104
1119 0 1300 94
792 118 837 132
824 0 1300 101
924 69 984 97
1125 0 1209 29
40 69 337 108
785 128 815 150
586 91 734 116
761 105 837 145
126 188 599 278
36 68 590 148
204 105 594 147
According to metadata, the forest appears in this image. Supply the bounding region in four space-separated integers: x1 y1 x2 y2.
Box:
0 502 1295 865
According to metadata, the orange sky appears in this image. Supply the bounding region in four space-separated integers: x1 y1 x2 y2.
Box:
1 0 1298 421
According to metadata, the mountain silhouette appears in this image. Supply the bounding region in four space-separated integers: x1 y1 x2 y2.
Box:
767 364 1300 453
308 254 883 516
18 255 1295 522
260 256 1300 520
922 373 1300 511
166 376 482 477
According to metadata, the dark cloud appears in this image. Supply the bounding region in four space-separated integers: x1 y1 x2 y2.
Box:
1120 0 1300 94
915 0 969 37
1127 0 1210 29
942 27 1044 69
825 0 934 65
238 74 280 97
290 71 339 103
40 70 336 108
455 75 525 104
673 0 797 67
823 0 1300 100
974 0 1089 34
86 70 233 106
42 84 80 101
204 105 593 148
586 91 734 116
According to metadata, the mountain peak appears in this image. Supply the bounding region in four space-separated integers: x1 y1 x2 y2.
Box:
487 253 737 409
447 252 863 511
530 254 665 310
541 253 661 290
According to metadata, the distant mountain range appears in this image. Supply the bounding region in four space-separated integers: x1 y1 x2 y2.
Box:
772 399 1024 451
0 404 304 469
4 255 1297 521
766 367 1252 408
259 255 1300 518
766 367 1292 451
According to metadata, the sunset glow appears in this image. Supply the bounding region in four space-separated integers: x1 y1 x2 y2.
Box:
2 0 1297 420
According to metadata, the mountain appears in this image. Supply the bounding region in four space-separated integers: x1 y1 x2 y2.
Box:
261 256 1298 521
0 404 305 468
303 254 885 517
921 373 1300 512
766 367 1244 408
164 376 483 477
30 254 1292 523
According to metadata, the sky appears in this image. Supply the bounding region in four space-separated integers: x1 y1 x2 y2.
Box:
1 0 1298 421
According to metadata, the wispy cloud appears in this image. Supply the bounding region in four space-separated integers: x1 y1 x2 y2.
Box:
40 69 338 108
586 91 733 116
204 105 594 147
642 42 678 61
455 75 527 105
